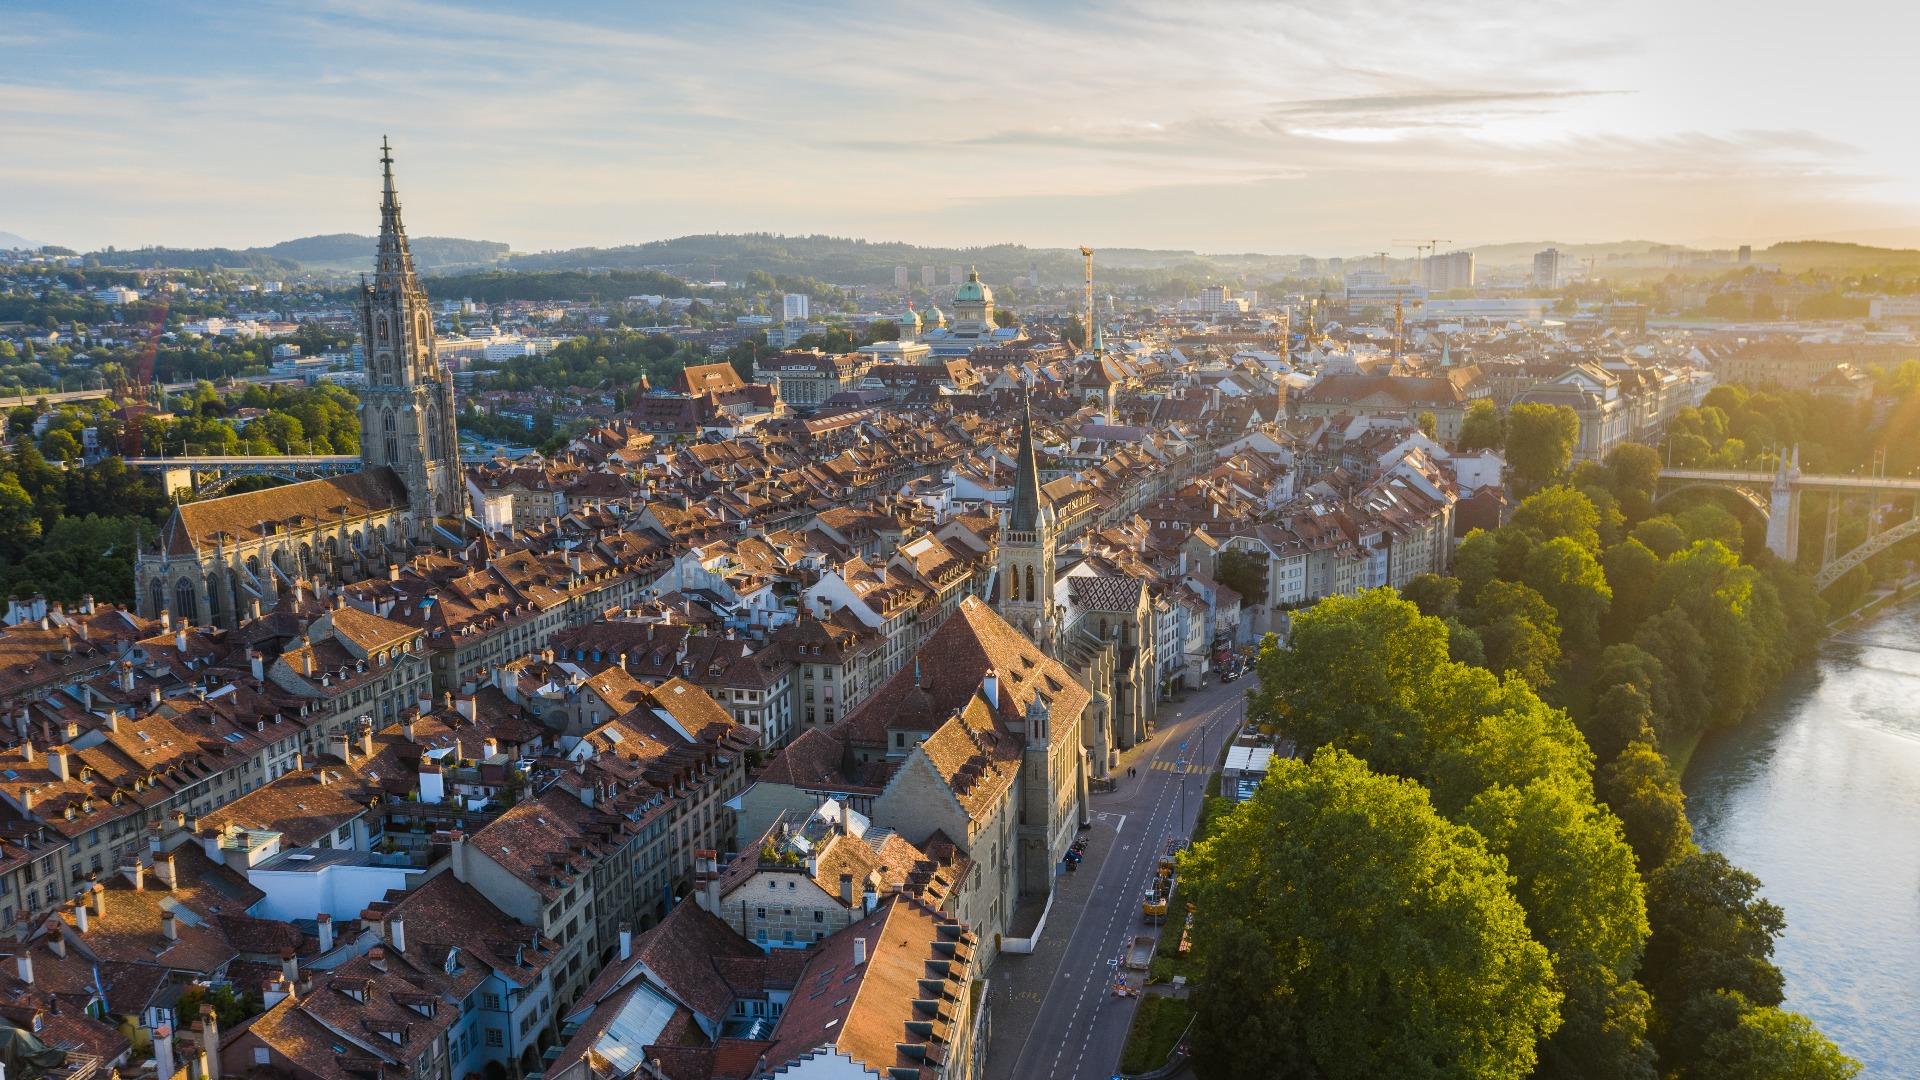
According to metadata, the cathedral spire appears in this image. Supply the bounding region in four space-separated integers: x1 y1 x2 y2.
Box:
375 136 417 289
1010 381 1045 532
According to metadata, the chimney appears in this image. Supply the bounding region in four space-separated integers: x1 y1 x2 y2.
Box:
863 885 877 915
48 747 67 782
153 1023 174 1080
18 741 30 763
262 975 291 1009
249 651 264 680
200 828 223 864
75 900 90 934
119 660 135 692
316 912 334 953
618 924 632 961
126 862 145 892
280 948 298 986
402 716 417 743
90 883 105 918
154 852 177 889
175 628 188 654
388 563 400 582
196 1004 221 1080
357 726 373 758
367 945 387 972
839 873 854 906
455 695 476 721
46 926 65 959
480 737 498 760
159 611 171 633
852 937 867 966
13 951 30 985
161 909 178 941
389 917 406 955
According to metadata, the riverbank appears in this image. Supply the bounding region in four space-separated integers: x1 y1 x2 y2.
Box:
1682 595 1920 1077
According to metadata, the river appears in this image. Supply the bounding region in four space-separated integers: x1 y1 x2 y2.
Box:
1684 601 1920 1077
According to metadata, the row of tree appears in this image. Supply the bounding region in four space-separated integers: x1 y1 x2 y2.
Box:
1183 443 1851 1078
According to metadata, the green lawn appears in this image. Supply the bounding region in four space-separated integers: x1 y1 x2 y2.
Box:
1117 995 1193 1075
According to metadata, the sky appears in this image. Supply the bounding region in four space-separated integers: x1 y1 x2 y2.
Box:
4 0 1920 257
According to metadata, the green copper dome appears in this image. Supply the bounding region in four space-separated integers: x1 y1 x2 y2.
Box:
952 268 992 305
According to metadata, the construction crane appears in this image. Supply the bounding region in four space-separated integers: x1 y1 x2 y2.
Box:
1079 246 1095 354
1395 237 1453 286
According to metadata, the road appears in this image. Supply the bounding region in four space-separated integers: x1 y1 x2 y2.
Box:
987 677 1246 1080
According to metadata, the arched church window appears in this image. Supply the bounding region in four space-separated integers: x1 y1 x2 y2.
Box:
427 406 442 459
418 313 429 344
383 410 398 464
1023 564 1035 603
149 581 166 619
173 578 199 625
376 316 389 343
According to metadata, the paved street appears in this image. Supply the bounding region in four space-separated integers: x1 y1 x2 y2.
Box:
986 678 1247 1080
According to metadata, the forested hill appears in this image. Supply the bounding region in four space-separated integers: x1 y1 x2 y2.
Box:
81 234 512 273
496 233 1289 286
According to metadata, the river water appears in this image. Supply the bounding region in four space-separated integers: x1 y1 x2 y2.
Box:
1684 602 1920 1077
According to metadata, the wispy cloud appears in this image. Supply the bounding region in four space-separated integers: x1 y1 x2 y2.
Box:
1 0 1914 253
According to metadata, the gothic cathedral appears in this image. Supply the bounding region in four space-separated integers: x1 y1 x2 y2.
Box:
133 141 464 628
359 138 465 523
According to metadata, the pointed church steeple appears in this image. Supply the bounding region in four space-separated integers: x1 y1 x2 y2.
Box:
375 136 418 290
1010 382 1046 532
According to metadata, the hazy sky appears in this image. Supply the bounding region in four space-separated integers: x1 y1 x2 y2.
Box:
5 0 1919 255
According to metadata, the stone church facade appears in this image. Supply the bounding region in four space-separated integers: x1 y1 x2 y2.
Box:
135 141 465 628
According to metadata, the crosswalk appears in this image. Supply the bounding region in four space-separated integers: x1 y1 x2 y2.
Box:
1148 759 1208 774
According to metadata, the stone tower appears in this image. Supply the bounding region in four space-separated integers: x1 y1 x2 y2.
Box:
358 138 464 525
996 385 1056 646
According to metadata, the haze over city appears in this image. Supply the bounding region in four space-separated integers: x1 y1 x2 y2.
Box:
4 6 1920 1080
6 0 1920 253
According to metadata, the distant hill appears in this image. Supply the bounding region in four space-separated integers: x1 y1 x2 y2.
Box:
82 234 512 273
1464 240 1678 269
262 233 512 271
1761 240 1920 271
0 232 42 251
497 232 1298 287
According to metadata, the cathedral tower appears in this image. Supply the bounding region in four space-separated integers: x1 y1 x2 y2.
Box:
359 138 464 524
996 386 1056 646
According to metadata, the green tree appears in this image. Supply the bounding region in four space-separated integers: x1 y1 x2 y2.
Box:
1601 538 1661 642
1469 580 1562 689
1182 749 1562 1080
1694 996 1860 1080
0 475 42 556
1506 403 1581 491
1216 548 1268 607
1607 443 1663 501
1457 399 1504 451
1522 536 1612 658
1511 486 1604 554
1400 572 1460 619
1418 410 1437 438
1644 850 1790 1072
1595 740 1693 871
39 428 81 461
1631 515 1689 559
1461 777 1654 1080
